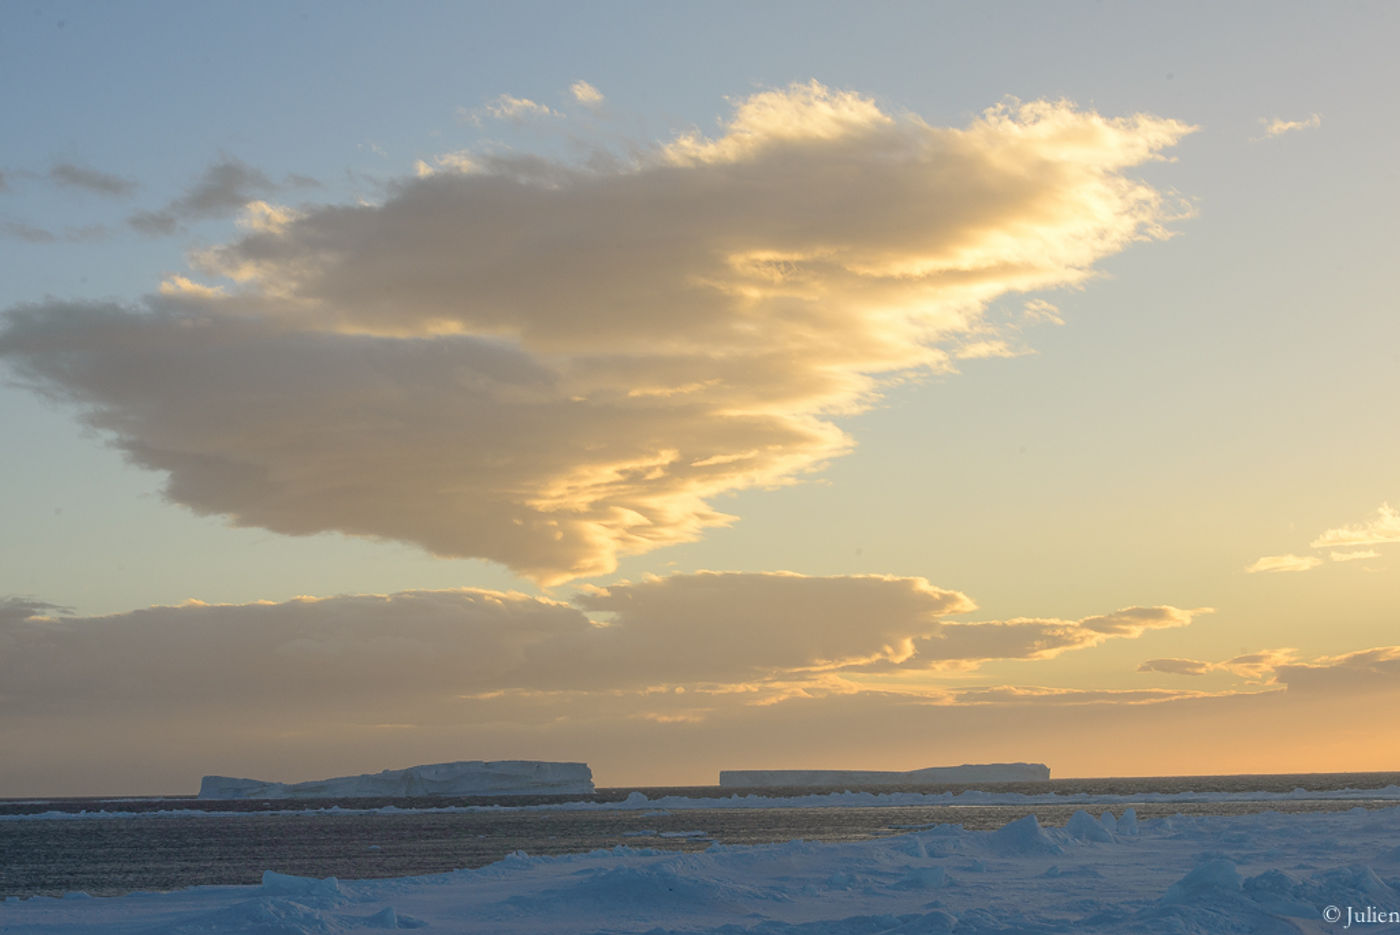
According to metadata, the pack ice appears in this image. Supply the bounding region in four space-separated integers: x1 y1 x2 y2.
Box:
198 760 595 798
10 804 1398 933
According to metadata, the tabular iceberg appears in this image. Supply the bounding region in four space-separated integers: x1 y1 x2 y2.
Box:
718 762 1050 787
198 760 594 799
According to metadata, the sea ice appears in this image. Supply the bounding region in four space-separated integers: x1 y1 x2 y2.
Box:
8 804 1397 933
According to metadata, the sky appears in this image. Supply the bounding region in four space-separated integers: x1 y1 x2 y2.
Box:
2 1 1398 796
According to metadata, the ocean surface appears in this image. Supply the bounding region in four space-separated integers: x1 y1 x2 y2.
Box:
5 771 1400 899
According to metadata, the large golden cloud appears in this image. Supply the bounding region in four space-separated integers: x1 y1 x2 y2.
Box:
1 84 1192 581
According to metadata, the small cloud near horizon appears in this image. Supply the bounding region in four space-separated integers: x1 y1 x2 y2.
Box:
0 573 1206 717
3 580 1390 794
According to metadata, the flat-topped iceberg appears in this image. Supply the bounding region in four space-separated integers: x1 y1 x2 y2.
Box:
718 762 1050 787
198 760 594 799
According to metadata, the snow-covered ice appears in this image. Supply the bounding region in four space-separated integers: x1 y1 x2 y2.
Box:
719 762 1051 787
7 805 1400 933
198 760 595 799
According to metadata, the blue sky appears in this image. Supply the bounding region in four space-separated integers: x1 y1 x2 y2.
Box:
2 2 1398 794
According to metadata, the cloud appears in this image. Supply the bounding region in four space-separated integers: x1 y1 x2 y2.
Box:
127 211 181 235
158 275 227 299
21 578 1400 794
570 80 604 106
1330 549 1380 562
1310 503 1400 549
2 220 114 244
128 158 279 235
49 162 137 196
1 220 56 243
950 685 1219 705
0 573 981 720
1244 553 1323 574
953 339 1025 360
0 588 584 717
1217 648 1299 680
0 596 68 625
0 573 1207 723
912 606 1203 669
0 302 850 582
235 200 302 235
1021 298 1064 326
1274 646 1400 695
412 151 479 177
1140 648 1297 682
1254 113 1322 141
1138 657 1212 676
573 572 976 682
2 84 1193 582
1249 503 1399 576
485 94 560 122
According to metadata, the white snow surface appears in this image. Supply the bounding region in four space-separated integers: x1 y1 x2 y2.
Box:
8 806 1400 933
719 762 1051 786
197 760 594 799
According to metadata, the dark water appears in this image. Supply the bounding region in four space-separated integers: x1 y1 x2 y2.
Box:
4 772 1399 898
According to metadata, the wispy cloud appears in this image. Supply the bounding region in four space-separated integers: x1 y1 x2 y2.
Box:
1138 657 1213 676
953 339 1028 361
1140 648 1298 681
484 93 560 122
1310 502 1400 549
1248 502 1398 574
128 158 279 236
1021 298 1064 326
1245 553 1324 574
49 162 137 196
1 220 112 244
2 84 1194 582
916 606 1205 669
412 150 479 177
1 220 56 243
570 80 604 106
236 200 301 234
1253 113 1322 141
158 275 227 299
950 685 1224 706
1329 549 1380 562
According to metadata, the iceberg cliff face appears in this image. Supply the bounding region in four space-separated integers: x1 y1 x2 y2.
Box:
199 760 594 799
718 763 1050 787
